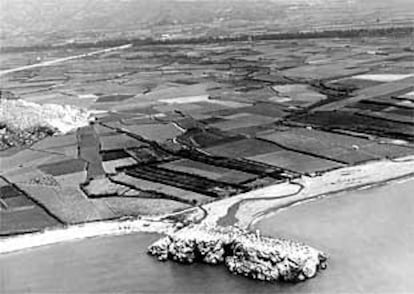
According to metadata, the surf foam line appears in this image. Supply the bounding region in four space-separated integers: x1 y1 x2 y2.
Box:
0 217 173 255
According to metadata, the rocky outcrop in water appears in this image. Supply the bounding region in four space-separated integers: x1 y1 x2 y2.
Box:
148 225 327 283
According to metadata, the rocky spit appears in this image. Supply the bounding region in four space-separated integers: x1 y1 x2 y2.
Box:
148 225 327 283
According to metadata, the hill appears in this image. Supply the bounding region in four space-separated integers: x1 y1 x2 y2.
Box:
1 0 413 47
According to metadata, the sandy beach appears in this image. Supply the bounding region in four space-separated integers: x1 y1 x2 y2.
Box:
200 156 414 228
1 155 414 254
253 177 414 293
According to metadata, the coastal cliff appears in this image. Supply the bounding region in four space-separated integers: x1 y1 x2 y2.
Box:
148 225 327 282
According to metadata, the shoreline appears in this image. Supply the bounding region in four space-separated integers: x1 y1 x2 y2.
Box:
198 156 414 229
248 172 414 231
0 216 175 255
1 156 414 255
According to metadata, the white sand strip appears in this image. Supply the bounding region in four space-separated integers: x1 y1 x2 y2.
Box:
1 156 414 255
0 217 174 255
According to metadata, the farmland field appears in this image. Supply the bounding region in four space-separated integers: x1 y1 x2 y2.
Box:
1 24 414 232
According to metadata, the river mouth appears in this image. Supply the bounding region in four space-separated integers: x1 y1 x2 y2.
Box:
1 178 413 293
254 177 414 293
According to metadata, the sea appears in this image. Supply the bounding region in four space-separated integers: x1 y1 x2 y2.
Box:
1 178 414 293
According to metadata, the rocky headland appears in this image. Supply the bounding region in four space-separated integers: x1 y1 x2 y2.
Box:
148 225 327 283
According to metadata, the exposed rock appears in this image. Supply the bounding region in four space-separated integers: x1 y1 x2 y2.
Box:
28 175 60 187
0 99 92 134
0 98 93 150
82 176 134 197
148 225 327 283
0 124 56 150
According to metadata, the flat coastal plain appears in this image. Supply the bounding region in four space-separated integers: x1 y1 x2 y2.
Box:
1 31 414 293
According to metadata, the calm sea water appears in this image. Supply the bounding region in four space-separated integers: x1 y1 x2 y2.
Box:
1 178 414 293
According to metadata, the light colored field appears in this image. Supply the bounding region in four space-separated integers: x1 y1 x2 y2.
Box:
23 93 73 104
397 90 414 100
37 96 97 109
248 150 344 174
218 113 251 120
205 138 284 158
45 145 78 158
281 63 369 80
0 150 68 173
160 95 209 104
78 94 99 100
54 171 86 187
102 158 137 174
352 73 414 82
31 133 78 149
257 128 382 164
29 133 78 159
122 123 183 142
1 167 60 188
210 114 275 131
208 99 251 108
102 197 191 217
117 83 213 107
271 84 326 105
0 178 9 187
17 184 115 224
153 103 202 113
193 101 231 113
317 76 414 111
99 134 144 151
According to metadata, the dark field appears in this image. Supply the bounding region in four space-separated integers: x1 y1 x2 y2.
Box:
3 195 35 209
292 111 414 142
38 159 86 177
99 134 145 151
159 159 257 185
205 138 285 158
0 184 61 235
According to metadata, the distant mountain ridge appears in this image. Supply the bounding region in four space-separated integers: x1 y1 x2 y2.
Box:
1 0 413 47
